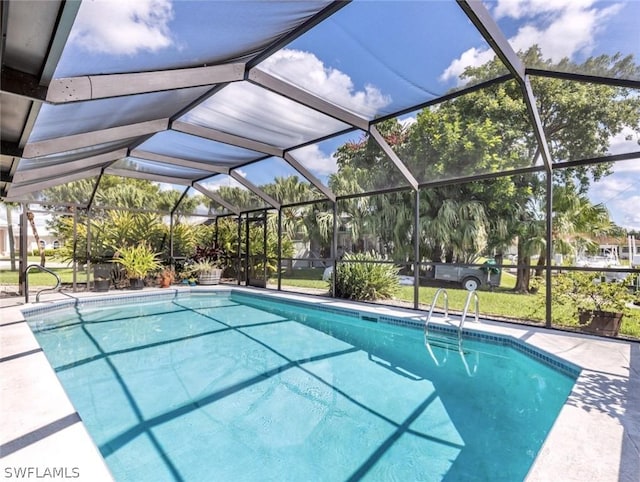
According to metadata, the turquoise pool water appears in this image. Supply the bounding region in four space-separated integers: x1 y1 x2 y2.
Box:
27 292 576 481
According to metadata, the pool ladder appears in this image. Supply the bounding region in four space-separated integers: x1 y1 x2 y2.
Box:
423 288 480 376
25 264 75 303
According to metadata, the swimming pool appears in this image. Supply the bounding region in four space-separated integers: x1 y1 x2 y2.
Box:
26 290 577 481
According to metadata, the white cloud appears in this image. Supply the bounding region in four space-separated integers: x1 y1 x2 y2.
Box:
70 0 174 55
442 1 621 84
290 145 337 177
607 193 640 230
607 127 640 157
259 49 391 118
509 3 621 63
493 0 595 20
589 172 640 230
440 47 496 84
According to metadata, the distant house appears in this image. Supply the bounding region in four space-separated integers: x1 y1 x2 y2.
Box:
593 235 640 262
0 208 58 256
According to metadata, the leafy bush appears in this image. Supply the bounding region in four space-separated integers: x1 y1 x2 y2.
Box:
553 271 633 313
331 252 400 301
31 248 57 257
192 244 226 267
113 243 162 279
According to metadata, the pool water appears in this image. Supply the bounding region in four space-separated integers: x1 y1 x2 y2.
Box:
27 293 576 481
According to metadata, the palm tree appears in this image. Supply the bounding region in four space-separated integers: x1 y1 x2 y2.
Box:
264 176 313 241
418 187 492 264
26 211 45 266
551 184 615 263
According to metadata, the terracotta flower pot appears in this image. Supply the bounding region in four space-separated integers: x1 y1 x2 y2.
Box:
578 309 623 336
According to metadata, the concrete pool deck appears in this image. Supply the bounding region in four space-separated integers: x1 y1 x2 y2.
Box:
1 287 638 481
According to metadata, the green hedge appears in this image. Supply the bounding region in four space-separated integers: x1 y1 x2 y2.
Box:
331 252 400 301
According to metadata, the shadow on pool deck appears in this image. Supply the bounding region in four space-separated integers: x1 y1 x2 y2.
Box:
619 344 640 480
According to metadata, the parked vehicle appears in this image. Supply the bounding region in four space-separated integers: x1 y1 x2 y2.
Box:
430 263 500 291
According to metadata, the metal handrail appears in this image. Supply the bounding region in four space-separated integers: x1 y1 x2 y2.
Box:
459 290 480 338
424 288 480 377
424 287 450 343
25 263 63 303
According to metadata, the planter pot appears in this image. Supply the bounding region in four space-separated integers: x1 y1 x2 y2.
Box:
578 309 623 337
158 276 173 288
248 278 267 288
93 264 112 292
93 263 112 279
198 269 222 285
93 279 110 292
128 278 145 290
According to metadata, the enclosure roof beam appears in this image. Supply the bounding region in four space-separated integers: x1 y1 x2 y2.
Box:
172 120 283 157
0 67 47 101
456 0 525 83
105 168 193 186
22 118 169 158
457 2 552 171
526 68 640 89
369 125 419 191
130 149 230 174
283 152 335 203
46 63 246 103
5 168 103 199
522 76 553 172
40 1 82 85
192 182 241 216
246 1 349 69
13 148 127 184
247 68 370 131
229 170 281 210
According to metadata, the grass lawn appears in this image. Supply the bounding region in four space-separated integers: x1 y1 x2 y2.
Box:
274 267 640 339
3 264 638 339
0 268 80 286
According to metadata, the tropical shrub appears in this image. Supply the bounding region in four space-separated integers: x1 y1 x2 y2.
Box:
332 251 400 301
553 271 632 314
192 244 226 267
113 243 162 279
53 211 165 264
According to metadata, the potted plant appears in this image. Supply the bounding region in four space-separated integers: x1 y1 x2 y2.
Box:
93 275 111 292
157 266 175 288
192 260 222 285
553 271 633 336
113 243 162 290
189 244 226 285
92 262 112 292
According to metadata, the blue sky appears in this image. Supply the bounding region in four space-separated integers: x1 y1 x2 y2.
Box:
46 0 640 230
